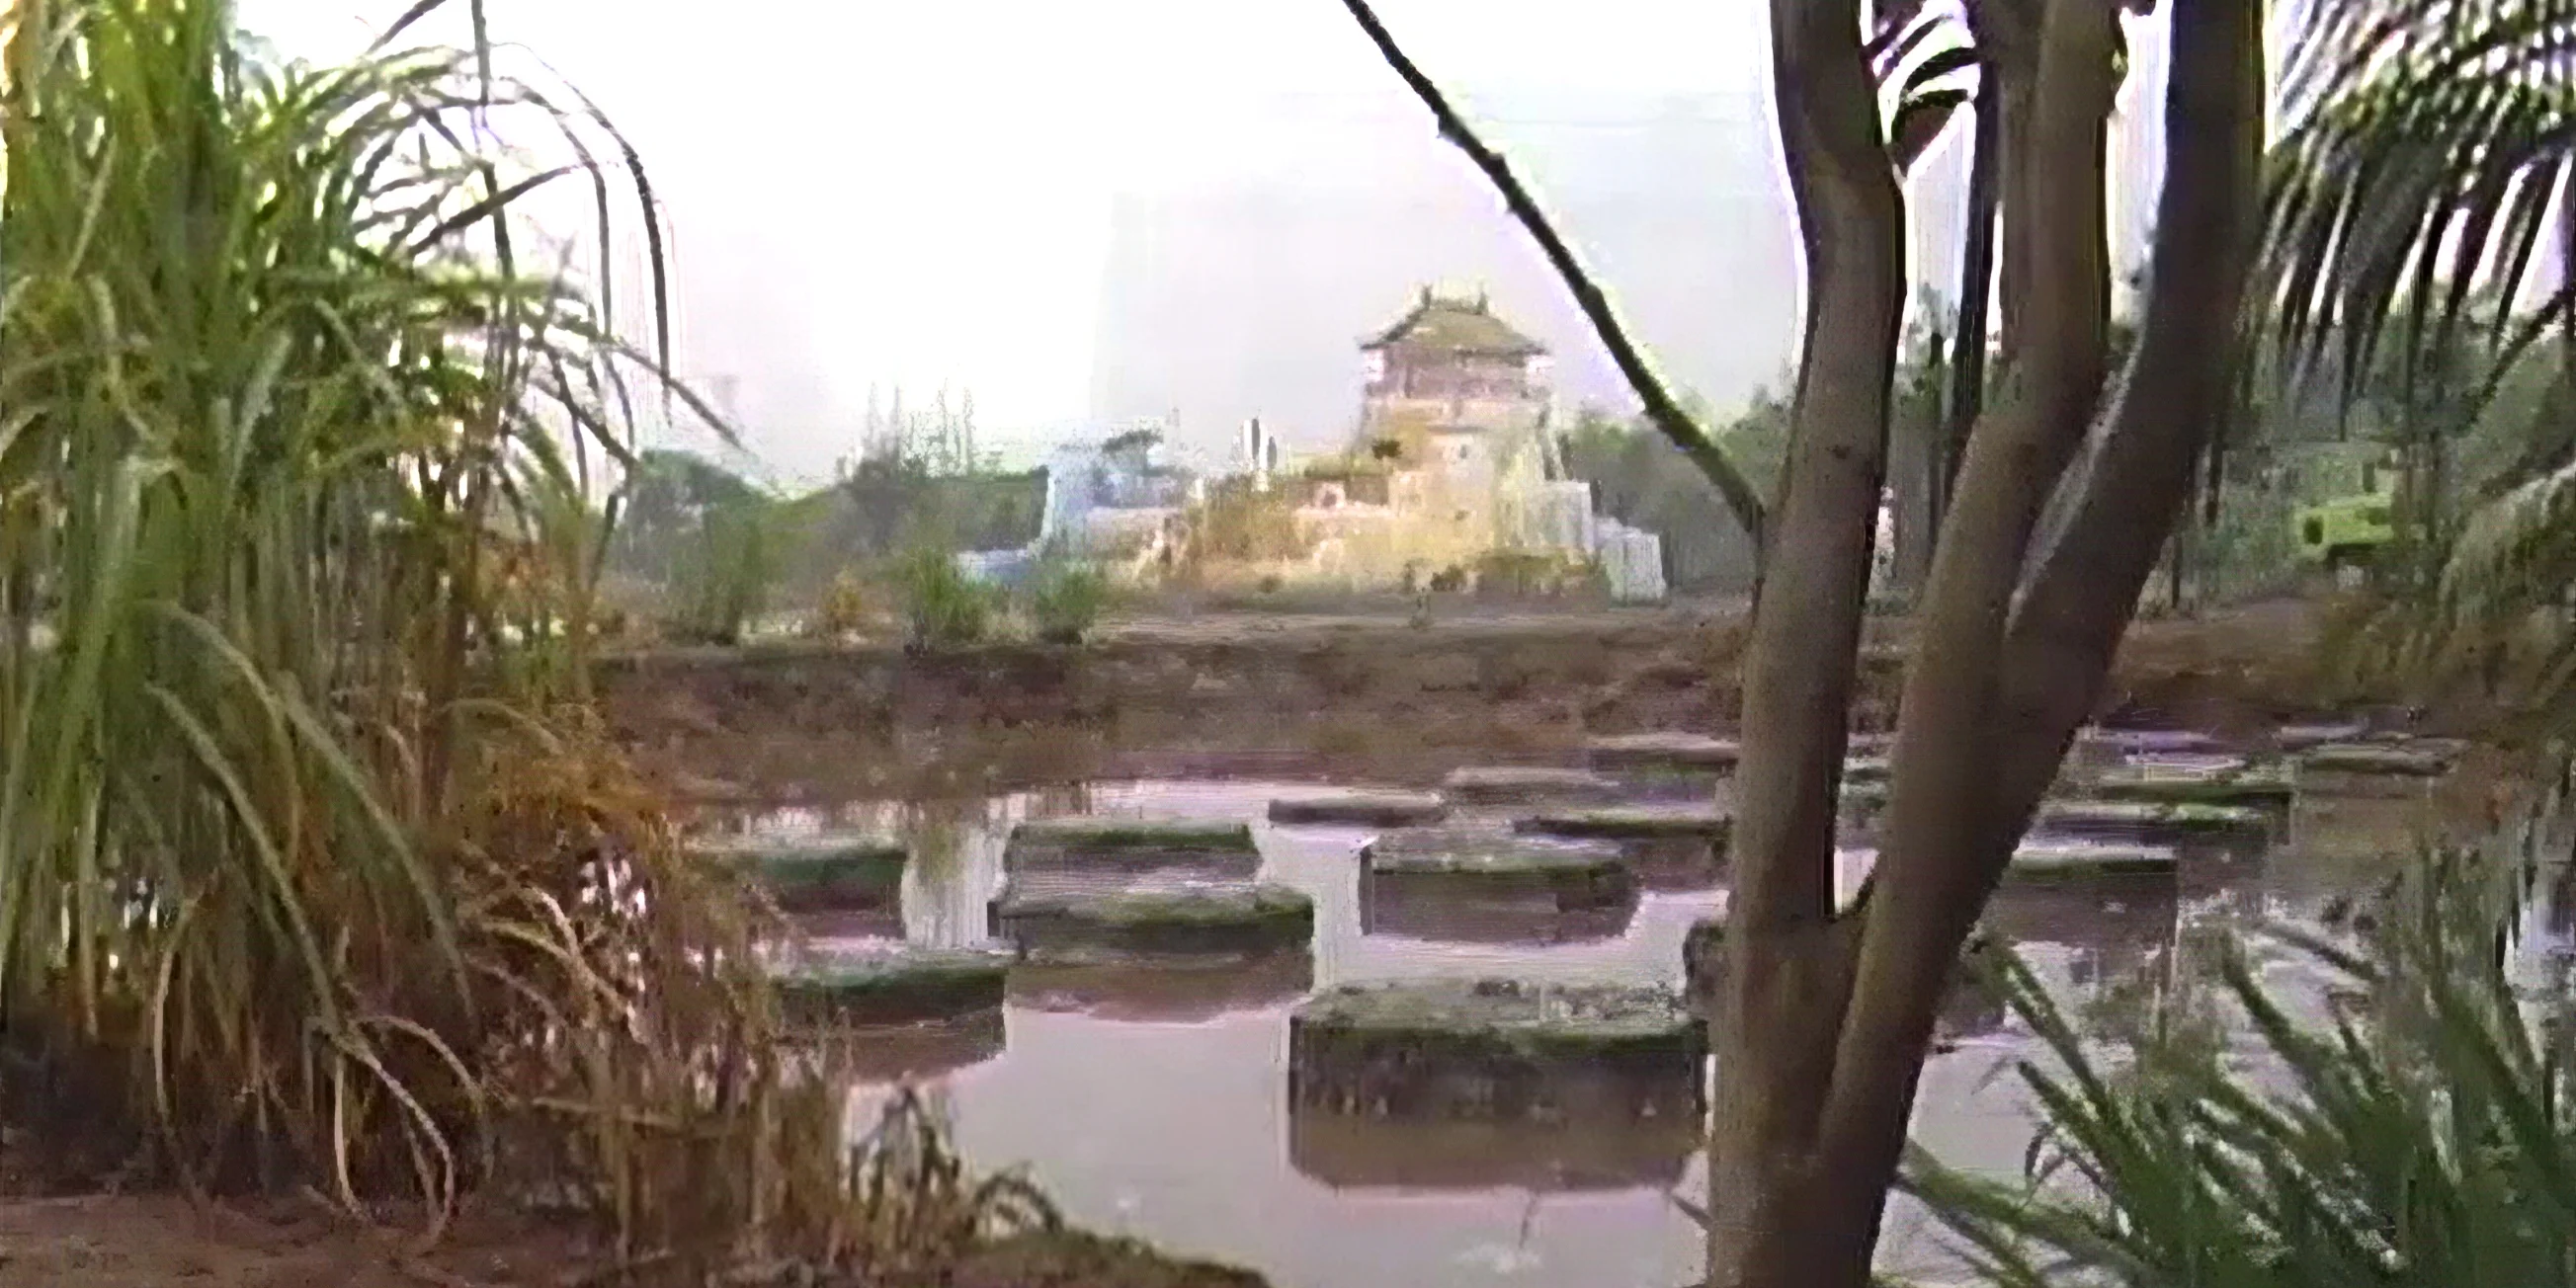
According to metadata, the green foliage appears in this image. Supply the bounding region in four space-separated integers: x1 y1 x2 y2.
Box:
670 497 781 645
1026 559 1111 645
1905 842 2576 1287
0 1 1060 1278
895 546 997 650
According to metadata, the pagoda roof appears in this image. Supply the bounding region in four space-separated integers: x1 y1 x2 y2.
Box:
1363 286 1545 358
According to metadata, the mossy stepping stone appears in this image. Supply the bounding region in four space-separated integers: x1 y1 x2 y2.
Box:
2008 842 2180 878
990 880 1315 962
1439 765 1624 807
689 834 908 913
1513 807 1730 886
2077 727 2225 756
1005 816 1261 870
2276 720 2369 751
2087 762 2295 808
1288 978 1705 1123
1843 756 1892 784
2036 798 2270 840
1362 829 1633 909
1267 790 1450 829
1288 1107 1693 1191
1582 732 1742 773
767 943 1013 1026
2298 741 2454 778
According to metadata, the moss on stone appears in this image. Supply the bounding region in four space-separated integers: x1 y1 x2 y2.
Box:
2298 741 2454 778
2087 762 2295 808
1582 732 1742 773
768 943 1012 1026
1289 978 1704 1124
2036 797 2271 839
689 834 908 913
1361 829 1634 911
1004 816 1261 873
1438 765 1624 806
1266 790 1450 828
1513 804 1730 845
990 881 1315 960
2007 842 2180 878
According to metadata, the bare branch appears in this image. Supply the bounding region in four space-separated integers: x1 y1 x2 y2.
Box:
1334 0 1769 549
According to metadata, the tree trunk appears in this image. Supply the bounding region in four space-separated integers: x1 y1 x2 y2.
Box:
1709 0 1903 1277
1708 1 2264 1285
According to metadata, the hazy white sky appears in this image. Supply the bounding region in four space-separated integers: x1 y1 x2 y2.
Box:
239 0 2181 483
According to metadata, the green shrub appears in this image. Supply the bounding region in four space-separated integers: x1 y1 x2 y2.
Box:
1027 560 1111 645
896 546 996 649
668 500 779 645
1905 842 2575 1287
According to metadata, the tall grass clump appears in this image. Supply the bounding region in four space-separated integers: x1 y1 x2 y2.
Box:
1025 557 1109 645
0 0 1045 1278
894 546 994 650
1903 835 2576 1286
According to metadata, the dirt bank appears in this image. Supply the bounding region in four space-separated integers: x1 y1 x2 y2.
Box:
0 1195 1265 1288
600 602 2337 801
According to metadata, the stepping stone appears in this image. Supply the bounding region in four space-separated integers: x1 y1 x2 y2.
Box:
2298 741 2454 778
1288 1109 1692 1191
2078 727 2226 756
1004 816 1261 875
2086 762 2295 808
1288 979 1706 1124
1582 732 1742 773
1010 951 1314 1022
689 834 908 913
767 943 1014 1026
2275 720 2370 751
2035 798 2271 841
1440 765 1624 807
1362 829 1633 910
1513 806 1729 890
2008 842 2181 878
1267 789 1450 829
1843 756 1892 784
1513 804 1731 845
989 880 1315 962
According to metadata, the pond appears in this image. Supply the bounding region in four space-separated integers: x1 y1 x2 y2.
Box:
717 749 2469 1288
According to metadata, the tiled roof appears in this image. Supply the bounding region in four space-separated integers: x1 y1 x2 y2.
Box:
1363 286 1545 357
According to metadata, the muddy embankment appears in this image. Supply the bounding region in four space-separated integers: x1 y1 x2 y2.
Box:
598 603 2341 802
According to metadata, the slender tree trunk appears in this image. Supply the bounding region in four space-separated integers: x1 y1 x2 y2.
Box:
1709 0 1902 1277
1708 2 2263 1285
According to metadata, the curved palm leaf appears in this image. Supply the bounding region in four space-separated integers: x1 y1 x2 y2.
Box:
2266 0 2576 409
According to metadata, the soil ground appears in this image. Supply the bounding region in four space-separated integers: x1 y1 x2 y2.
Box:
600 599 2345 802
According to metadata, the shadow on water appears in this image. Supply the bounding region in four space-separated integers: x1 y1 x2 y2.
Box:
706 754 2474 1288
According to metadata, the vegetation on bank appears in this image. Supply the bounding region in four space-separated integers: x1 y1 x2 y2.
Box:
0 1 1208 1283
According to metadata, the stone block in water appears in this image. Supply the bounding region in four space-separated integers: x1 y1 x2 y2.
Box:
1513 805 1729 891
1266 790 1450 829
1288 1108 1693 1191
767 943 1013 1026
1361 829 1633 910
690 834 907 914
1439 765 1624 807
2086 762 2295 809
1581 732 1742 774
1288 979 1705 1124
2035 798 2271 843
988 879 1315 962
1002 817 1262 890
2007 841 2181 879
2297 740 2455 780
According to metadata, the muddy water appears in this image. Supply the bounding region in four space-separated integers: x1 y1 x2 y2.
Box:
738 772 2460 1288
